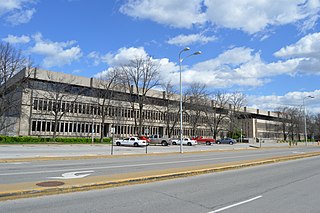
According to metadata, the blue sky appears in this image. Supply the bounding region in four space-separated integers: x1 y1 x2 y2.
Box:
1 0 320 113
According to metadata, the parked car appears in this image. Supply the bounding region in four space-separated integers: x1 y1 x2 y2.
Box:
138 136 151 143
115 137 148 147
216 138 237 145
148 134 171 146
192 136 216 145
171 138 197 146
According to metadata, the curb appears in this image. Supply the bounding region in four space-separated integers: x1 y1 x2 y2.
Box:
1 151 320 201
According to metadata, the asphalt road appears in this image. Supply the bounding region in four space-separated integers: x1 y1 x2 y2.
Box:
0 146 319 185
1 155 319 212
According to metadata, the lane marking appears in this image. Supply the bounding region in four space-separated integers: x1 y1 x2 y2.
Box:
0 151 309 176
209 195 263 213
49 171 94 179
292 151 305 154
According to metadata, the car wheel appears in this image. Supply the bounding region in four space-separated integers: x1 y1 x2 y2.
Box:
161 141 168 146
217 141 221 144
187 142 192 146
172 142 176 145
116 142 121 146
206 141 211 145
229 141 233 145
133 143 139 147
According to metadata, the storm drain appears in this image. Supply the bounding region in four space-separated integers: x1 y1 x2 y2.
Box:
36 181 65 187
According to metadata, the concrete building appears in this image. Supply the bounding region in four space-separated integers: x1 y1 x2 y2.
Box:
1 68 295 142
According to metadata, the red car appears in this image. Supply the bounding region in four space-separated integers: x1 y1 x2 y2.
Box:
138 136 151 143
192 136 215 145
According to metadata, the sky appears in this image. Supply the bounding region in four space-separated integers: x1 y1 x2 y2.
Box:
1 0 320 113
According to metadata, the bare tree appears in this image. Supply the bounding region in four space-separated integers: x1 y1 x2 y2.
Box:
0 42 33 135
281 106 303 141
118 56 161 135
207 91 230 139
93 69 120 142
185 82 209 136
36 71 82 141
227 91 247 138
160 81 179 138
275 106 290 141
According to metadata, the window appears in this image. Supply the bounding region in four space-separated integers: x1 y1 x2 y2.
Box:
48 101 52 111
75 103 78 113
33 99 38 110
66 102 70 112
79 104 82 113
37 121 41 131
46 122 51 132
62 102 66 112
43 100 48 111
32 121 36 131
60 123 64 132
38 99 43 111
41 121 46 131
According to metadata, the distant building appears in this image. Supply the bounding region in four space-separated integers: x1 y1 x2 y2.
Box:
0 68 302 142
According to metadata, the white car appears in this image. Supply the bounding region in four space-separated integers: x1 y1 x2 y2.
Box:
171 138 197 146
115 137 148 147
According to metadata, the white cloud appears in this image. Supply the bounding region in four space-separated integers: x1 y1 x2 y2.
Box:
29 33 82 68
275 32 320 58
248 90 320 113
5 8 35 25
0 0 37 25
2 34 30 44
88 51 101 66
94 46 178 81
120 0 320 34
274 32 320 75
183 47 303 88
167 33 217 46
102 47 148 66
120 0 206 28
204 0 320 34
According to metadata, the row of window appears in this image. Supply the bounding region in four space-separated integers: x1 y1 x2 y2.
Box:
31 120 101 134
30 119 212 137
32 98 208 123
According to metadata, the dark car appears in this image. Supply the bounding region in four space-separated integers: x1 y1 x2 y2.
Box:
216 138 237 145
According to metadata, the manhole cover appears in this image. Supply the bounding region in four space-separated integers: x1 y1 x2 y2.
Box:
36 181 65 187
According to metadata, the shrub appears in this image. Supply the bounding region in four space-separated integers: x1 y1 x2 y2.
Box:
0 136 111 144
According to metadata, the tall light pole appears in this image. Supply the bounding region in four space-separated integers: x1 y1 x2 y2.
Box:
179 47 201 153
303 95 314 146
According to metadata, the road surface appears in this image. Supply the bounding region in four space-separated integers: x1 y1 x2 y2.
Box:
1 154 319 212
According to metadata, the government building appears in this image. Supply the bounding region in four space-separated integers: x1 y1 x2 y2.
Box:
1 68 295 142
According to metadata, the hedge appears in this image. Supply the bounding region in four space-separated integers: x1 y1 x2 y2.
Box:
0 136 111 144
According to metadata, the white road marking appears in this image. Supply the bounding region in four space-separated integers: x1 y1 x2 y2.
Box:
209 195 263 213
49 171 94 179
292 151 305 154
3 162 29 165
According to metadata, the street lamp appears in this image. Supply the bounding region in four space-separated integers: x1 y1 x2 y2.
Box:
303 95 314 146
179 47 201 153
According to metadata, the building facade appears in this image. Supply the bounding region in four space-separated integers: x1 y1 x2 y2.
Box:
1 68 297 142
